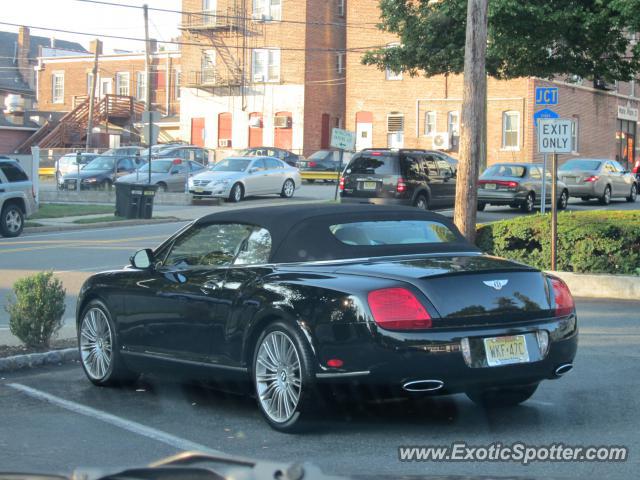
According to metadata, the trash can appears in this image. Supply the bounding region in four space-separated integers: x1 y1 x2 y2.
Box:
115 183 157 219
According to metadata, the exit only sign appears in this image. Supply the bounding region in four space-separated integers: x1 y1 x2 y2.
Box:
538 119 573 153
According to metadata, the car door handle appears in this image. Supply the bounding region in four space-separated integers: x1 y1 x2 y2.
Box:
201 280 223 293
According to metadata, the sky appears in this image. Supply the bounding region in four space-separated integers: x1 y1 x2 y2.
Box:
2 0 182 53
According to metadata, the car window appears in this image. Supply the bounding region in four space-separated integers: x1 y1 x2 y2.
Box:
529 166 542 180
559 159 602 171
330 220 458 246
164 223 255 268
117 158 134 170
0 162 29 182
265 158 282 170
402 155 422 179
610 161 624 172
423 155 439 176
253 158 267 171
172 162 189 174
482 164 526 178
347 154 398 175
234 228 273 265
192 149 205 163
603 162 616 173
189 161 204 172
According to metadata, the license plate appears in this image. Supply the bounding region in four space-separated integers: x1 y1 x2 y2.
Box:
194 187 203 193
362 181 377 190
484 183 497 190
484 335 529 367
67 183 76 190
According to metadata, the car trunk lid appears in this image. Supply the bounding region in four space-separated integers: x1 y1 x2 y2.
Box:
342 152 400 198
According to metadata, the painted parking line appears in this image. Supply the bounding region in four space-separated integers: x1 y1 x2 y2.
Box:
7 383 222 455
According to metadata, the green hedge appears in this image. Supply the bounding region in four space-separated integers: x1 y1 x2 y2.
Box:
476 211 640 275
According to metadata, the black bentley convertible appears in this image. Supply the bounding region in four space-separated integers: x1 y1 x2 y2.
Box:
77 204 578 432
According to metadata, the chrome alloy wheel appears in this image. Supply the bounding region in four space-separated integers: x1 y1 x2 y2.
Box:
4 208 22 234
80 308 113 380
283 179 295 197
255 331 302 423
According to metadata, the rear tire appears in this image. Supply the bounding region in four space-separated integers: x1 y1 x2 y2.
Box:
252 321 317 433
281 179 295 198
520 192 535 213
414 194 429 210
557 190 569 210
0 203 24 238
627 183 637 202
466 383 539 408
599 185 611 205
477 202 486 211
156 182 168 193
228 183 243 203
581 196 590 202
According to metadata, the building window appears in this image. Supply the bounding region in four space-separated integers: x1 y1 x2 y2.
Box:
253 0 282 21
424 111 436 136
336 52 345 74
385 43 402 81
337 0 345 17
52 72 64 104
136 72 146 101
502 111 520 150
86 73 94 95
115 72 130 96
201 50 216 83
175 70 181 99
447 111 460 137
252 48 280 82
572 116 579 153
387 113 404 148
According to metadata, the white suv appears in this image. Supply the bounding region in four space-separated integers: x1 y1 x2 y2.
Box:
0 157 38 237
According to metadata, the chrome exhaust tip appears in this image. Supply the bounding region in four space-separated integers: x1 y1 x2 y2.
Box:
554 363 573 377
402 380 444 392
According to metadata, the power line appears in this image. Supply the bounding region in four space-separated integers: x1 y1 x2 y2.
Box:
0 21 383 53
73 0 381 30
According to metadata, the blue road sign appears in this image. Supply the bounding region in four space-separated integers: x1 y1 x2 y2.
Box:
535 87 559 105
534 108 559 127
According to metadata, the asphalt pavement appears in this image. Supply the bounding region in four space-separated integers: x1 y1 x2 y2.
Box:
0 298 638 479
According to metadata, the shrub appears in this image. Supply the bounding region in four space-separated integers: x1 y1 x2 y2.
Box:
6 271 66 349
476 211 640 275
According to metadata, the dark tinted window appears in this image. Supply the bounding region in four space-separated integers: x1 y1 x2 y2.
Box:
402 155 423 179
482 164 526 178
0 162 29 182
347 154 398 175
117 158 134 170
423 155 439 176
559 159 603 171
330 220 458 246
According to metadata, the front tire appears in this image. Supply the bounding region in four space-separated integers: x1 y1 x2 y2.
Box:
281 179 295 198
557 190 569 210
78 300 137 386
156 182 168 193
627 183 638 202
520 192 535 213
252 321 316 433
0 203 24 238
477 202 486 211
466 383 539 408
228 183 244 203
599 185 611 205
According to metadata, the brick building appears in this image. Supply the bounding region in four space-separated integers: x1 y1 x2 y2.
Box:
345 1 640 170
179 0 346 156
37 40 182 143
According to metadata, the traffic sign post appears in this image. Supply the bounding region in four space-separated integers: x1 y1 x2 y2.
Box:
537 118 573 271
330 128 356 200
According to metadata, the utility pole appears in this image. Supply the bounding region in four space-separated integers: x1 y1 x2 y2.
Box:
143 3 152 184
85 40 100 150
453 0 488 242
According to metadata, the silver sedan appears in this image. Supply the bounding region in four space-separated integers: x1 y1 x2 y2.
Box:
189 156 302 202
558 158 638 204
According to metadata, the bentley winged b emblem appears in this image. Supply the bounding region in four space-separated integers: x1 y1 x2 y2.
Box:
483 279 509 291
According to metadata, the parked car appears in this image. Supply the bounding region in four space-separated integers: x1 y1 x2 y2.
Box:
76 204 578 432
558 158 637 204
189 156 301 202
55 153 99 188
0 157 37 237
61 155 145 190
297 150 352 182
477 162 569 213
633 158 640 183
239 147 302 167
339 149 457 210
102 146 144 157
149 145 212 165
116 159 206 192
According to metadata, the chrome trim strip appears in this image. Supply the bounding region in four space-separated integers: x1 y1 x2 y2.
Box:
316 370 371 379
122 350 248 373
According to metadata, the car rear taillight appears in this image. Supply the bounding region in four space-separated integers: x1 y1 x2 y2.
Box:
478 180 518 189
339 177 345 191
397 177 407 193
32 186 36 199
308 161 317 167
584 175 599 183
549 276 575 317
367 287 432 330
632 161 640 174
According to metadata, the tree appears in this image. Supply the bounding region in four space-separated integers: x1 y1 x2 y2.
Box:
363 0 640 240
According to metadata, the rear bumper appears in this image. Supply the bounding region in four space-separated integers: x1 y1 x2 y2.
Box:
566 183 598 197
340 196 411 206
314 315 578 394
477 190 526 205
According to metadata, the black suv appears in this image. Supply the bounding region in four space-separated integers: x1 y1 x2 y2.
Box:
339 149 457 210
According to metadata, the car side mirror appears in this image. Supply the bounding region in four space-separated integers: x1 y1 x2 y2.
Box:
249 167 259 174
131 248 153 269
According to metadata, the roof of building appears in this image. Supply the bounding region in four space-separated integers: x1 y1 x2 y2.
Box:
0 30 86 93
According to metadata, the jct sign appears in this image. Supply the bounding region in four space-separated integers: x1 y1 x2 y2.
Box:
538 119 573 153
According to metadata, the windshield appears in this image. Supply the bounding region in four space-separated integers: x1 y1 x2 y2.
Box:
347 154 398 175
560 159 603 171
482 164 527 178
308 151 333 161
136 160 174 173
82 156 115 170
210 158 251 172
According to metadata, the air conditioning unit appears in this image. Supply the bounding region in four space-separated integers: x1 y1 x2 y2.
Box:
248 116 263 128
218 139 231 148
253 73 265 83
432 132 451 150
274 116 291 128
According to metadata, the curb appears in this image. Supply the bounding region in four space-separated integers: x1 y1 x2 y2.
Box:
24 217 184 234
0 348 79 373
547 271 640 301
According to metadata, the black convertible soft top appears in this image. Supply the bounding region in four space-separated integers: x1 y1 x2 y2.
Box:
195 204 478 263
